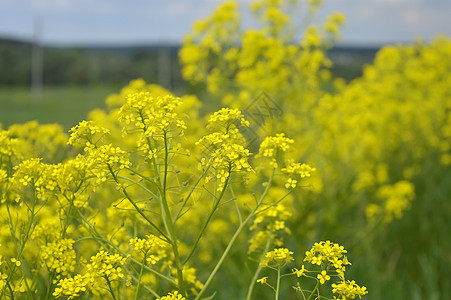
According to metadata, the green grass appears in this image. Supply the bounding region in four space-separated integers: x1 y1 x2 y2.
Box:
0 85 115 131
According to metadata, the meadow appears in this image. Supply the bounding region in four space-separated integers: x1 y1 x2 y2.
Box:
0 86 110 131
1 0 450 299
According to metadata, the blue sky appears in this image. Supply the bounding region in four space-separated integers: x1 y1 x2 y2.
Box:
0 0 450 46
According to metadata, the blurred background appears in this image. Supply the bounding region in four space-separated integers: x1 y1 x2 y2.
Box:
1 1 451 300
1 0 450 130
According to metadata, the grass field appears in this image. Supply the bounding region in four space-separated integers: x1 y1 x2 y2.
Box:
0 85 114 131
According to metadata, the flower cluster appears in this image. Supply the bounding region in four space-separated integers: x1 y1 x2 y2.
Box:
12 158 45 188
47 156 89 197
258 133 294 168
158 291 186 300
119 92 186 136
259 133 293 157
248 188 293 254
304 240 350 271
67 120 110 147
197 108 253 190
260 248 294 267
130 234 168 265
41 239 76 276
207 107 249 129
377 180 415 222
87 250 128 280
53 250 128 299
281 161 316 188
53 274 92 299
84 144 131 183
32 219 61 243
257 242 367 299
0 130 19 167
332 280 368 299
324 13 346 36
118 92 186 160
10 158 50 201
7 121 68 162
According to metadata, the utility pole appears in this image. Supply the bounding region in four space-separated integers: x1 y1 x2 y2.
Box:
157 44 172 90
32 17 43 102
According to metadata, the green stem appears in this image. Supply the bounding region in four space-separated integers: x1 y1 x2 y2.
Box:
182 174 230 266
134 254 147 300
195 168 276 300
45 271 56 300
6 282 14 300
105 276 118 300
126 270 160 298
1 186 38 299
246 233 273 300
194 214 251 300
230 185 243 224
116 173 160 200
306 280 320 300
275 267 281 300
107 165 169 242
160 130 186 296
173 166 210 223
75 208 176 285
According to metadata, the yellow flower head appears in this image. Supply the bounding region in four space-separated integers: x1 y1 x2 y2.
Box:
67 120 110 147
332 280 368 299
258 133 294 158
158 291 186 300
261 247 294 267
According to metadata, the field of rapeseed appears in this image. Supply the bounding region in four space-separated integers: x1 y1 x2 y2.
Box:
1 0 450 299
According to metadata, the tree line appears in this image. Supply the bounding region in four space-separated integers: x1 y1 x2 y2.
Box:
0 37 377 88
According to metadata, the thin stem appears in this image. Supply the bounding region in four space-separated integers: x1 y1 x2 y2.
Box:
194 214 251 300
173 166 210 223
275 267 281 300
195 168 276 300
159 130 186 296
230 185 243 224
306 280 320 300
6 282 14 300
107 165 169 242
182 174 230 266
45 271 56 300
116 173 160 200
126 270 160 298
105 276 118 300
246 233 273 300
75 208 176 285
1 186 38 299
134 254 147 300
254 189 292 216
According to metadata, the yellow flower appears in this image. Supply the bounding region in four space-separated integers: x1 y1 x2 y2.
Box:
158 291 186 300
257 276 268 284
261 248 294 267
332 280 368 299
317 270 330 284
41 239 76 276
304 240 348 269
293 265 307 277
258 133 294 158
67 120 110 147
10 258 21 267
